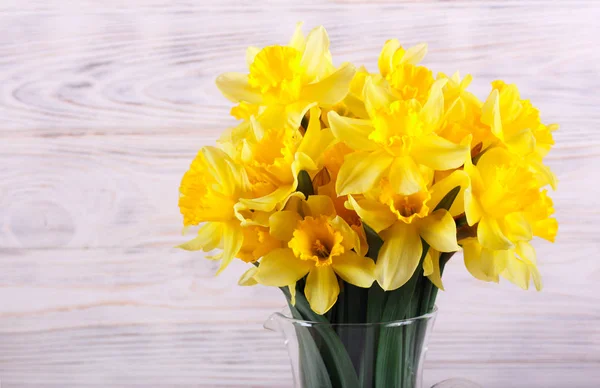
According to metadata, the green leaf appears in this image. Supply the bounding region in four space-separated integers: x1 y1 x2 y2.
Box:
281 286 361 388
363 223 384 262
297 170 314 198
434 185 461 212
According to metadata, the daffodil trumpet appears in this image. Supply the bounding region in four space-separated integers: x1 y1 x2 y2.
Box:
177 24 557 388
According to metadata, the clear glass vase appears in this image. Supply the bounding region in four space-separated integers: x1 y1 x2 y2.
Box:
265 307 438 388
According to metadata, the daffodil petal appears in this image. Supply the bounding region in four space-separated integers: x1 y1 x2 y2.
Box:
478 216 513 250
217 222 244 274
417 209 460 252
301 63 356 106
481 89 503 140
420 78 447 131
269 211 302 242
332 251 375 288
412 135 469 171
347 195 396 233
364 77 395 118
503 212 532 242
238 185 295 213
461 238 498 282
400 43 427 65
305 265 340 315
376 222 423 290
238 266 258 286
202 146 239 197
389 156 427 195
288 22 305 51
301 26 330 80
328 111 378 151
336 150 394 196
378 39 401 77
246 46 260 67
306 195 336 217
502 254 531 290
329 215 362 252
216 72 262 104
429 170 470 217
254 248 312 287
177 222 222 251
423 249 444 291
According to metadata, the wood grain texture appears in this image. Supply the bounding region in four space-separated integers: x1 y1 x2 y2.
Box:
0 1 599 387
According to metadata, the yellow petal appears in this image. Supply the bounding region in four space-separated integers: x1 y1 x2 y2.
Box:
301 63 356 106
202 146 239 197
417 209 460 252
378 39 401 77
503 212 532 242
376 222 423 290
177 222 222 251
259 102 314 131
347 195 396 233
327 111 378 151
254 248 312 287
216 72 262 104
246 46 260 67
238 185 295 213
502 254 531 290
330 215 362 252
364 77 395 117
428 170 470 217
389 156 427 195
288 22 305 52
336 150 394 195
332 251 375 288
420 78 447 132
481 89 503 140
478 216 513 250
505 129 536 155
423 249 444 291
217 222 244 274
238 266 258 286
269 211 302 242
306 195 336 217
298 107 335 161
411 135 469 171
300 26 331 80
305 265 340 315
464 185 483 226
400 43 428 65
516 241 542 290
461 238 498 282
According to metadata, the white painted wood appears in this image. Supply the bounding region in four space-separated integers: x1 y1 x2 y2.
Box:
0 1 599 387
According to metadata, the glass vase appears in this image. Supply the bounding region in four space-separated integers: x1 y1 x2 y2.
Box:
265 307 437 388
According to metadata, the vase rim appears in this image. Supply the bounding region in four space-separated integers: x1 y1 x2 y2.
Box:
271 306 438 328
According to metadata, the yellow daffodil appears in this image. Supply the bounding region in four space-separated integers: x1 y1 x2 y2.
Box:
216 24 356 126
253 195 375 314
481 80 557 188
329 77 470 196
232 106 335 225
346 170 467 290
178 146 248 273
461 147 557 290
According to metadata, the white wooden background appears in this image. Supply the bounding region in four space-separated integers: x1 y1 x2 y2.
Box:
0 1 599 387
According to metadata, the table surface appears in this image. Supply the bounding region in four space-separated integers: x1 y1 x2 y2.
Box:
0 1 599 387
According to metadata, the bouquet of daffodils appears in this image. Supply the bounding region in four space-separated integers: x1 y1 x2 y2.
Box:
178 24 557 387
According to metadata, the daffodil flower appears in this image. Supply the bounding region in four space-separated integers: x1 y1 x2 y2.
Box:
329 77 470 197
216 24 355 126
346 170 468 290
481 81 558 189
178 146 249 273
233 106 335 226
253 195 375 315
460 147 557 290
